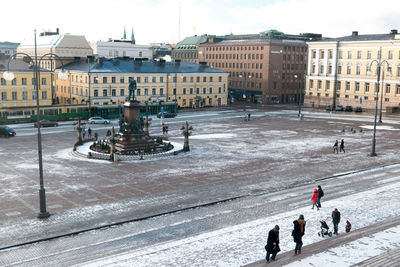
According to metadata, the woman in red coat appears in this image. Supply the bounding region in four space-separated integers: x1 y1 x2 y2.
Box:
311 188 319 210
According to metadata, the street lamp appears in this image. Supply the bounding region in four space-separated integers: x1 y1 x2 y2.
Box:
369 50 388 157
5 30 67 218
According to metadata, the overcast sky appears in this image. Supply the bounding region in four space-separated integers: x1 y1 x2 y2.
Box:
2 0 400 44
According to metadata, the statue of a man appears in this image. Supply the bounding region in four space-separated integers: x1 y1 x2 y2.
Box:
128 80 137 101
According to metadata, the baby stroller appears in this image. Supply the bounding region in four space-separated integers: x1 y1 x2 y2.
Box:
318 220 332 237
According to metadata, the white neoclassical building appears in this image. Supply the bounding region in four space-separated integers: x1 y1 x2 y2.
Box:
91 39 153 59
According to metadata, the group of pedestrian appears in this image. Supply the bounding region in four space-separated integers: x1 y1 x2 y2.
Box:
82 127 94 139
333 139 345 154
162 124 169 134
311 185 324 210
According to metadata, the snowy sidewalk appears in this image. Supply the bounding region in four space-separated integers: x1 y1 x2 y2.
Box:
246 217 400 267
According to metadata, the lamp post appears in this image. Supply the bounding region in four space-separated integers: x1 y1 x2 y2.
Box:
4 30 67 218
379 70 385 123
369 50 388 157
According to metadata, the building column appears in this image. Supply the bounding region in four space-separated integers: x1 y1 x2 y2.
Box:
307 47 312 75
324 49 329 76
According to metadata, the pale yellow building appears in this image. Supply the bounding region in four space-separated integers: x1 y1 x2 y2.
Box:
55 59 229 108
305 30 400 111
0 59 52 108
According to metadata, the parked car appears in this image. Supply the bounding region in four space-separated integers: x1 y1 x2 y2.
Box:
335 105 344 111
73 120 87 125
355 107 363 113
88 117 110 124
345 106 353 112
0 126 16 137
326 105 334 111
157 112 177 118
34 120 58 128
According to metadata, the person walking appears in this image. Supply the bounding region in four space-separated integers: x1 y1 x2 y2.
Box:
265 225 280 262
317 185 324 208
292 215 306 255
340 139 345 153
88 127 92 138
332 208 341 235
82 128 86 139
311 188 319 210
333 140 339 154
94 132 98 141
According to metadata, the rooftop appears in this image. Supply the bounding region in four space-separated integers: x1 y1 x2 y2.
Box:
58 59 228 74
311 30 400 42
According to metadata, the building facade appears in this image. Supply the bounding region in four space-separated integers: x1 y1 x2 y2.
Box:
91 40 153 59
171 35 209 63
305 30 400 110
0 42 19 56
0 59 52 108
55 59 229 108
198 30 321 104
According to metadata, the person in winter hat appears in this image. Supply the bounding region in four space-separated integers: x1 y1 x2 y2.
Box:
332 208 341 234
333 140 339 154
292 214 306 255
311 189 319 210
317 185 324 208
265 225 280 262
345 220 352 233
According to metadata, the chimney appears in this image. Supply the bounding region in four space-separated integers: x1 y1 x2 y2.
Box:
56 28 59 34
390 29 398 34
352 31 358 37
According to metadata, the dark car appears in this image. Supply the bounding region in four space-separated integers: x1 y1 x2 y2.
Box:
157 112 177 118
335 105 344 111
355 107 363 113
345 106 353 112
326 105 334 111
34 120 59 128
0 126 16 137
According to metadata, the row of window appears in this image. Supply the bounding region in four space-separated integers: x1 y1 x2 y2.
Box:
311 64 400 76
0 77 47 86
205 53 264 60
69 75 223 84
312 49 400 60
309 80 400 94
309 92 391 103
0 91 47 101
229 80 263 89
173 52 197 59
91 86 224 97
231 72 263 79
204 46 265 52
208 61 263 70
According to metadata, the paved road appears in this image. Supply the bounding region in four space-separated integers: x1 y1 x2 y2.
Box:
1 162 400 266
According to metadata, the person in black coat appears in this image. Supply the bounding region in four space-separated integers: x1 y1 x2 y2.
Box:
332 208 341 234
265 225 280 262
317 185 324 208
292 214 306 255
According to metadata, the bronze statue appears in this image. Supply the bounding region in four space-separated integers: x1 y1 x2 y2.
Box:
128 80 137 101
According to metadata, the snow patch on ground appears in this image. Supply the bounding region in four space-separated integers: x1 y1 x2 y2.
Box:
188 133 237 139
360 125 400 131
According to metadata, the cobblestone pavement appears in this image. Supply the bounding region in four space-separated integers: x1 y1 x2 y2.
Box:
1 106 400 248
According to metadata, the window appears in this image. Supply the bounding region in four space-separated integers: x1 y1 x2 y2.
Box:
94 89 98 97
137 77 141 83
357 51 361 59
145 77 149 83
337 81 341 90
338 65 342 74
312 50 316 58
387 66 392 74
151 77 156 83
355 82 360 91
173 88 176 95
338 51 343 59
388 50 393 59
320 51 325 59
385 98 390 102
12 78 16 85
0 78 5 85
120 77 125 83
1 92 7 101
347 65 351 74
320 65 324 73
22 91 28 100
42 91 47 100
182 77 186 82
326 81 330 89
218 87 222 93
312 65 316 73
310 80 314 88
160 88 164 95
386 84 391 94
94 77 98 84
112 77 116 83
22 78 27 85
203 76 207 82
366 64 372 73
120 88 125 96
328 65 332 74
137 89 141 96
209 87 213 94
160 77 164 83
103 77 107 83
356 65 361 75
365 83 370 92
346 82 350 91
397 67 400 76
112 89 116 96
203 87 206 94
347 51 352 59
209 76 213 82
367 51 372 59
103 89 107 96
397 85 400 94
173 76 177 83
152 88 156 95
183 88 186 95
32 91 37 100
145 88 148 96
218 76 222 82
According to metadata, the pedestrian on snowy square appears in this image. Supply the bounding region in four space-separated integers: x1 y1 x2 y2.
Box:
345 220 351 233
292 214 306 255
94 132 98 141
317 185 324 208
340 139 345 153
88 127 92 138
333 140 339 154
162 124 166 134
332 208 341 234
165 125 168 134
311 188 319 210
82 128 86 139
265 225 280 262
247 113 251 121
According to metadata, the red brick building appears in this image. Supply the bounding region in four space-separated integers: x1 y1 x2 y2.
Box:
198 31 321 104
